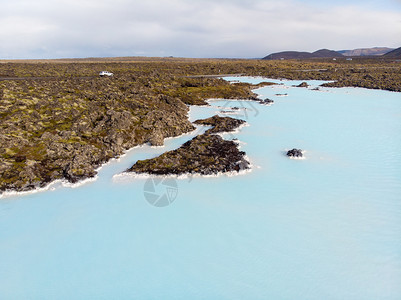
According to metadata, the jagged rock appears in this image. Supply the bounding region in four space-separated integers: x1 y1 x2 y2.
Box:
260 98 274 105
296 82 309 88
286 148 303 158
193 115 245 134
127 134 249 175
63 161 96 183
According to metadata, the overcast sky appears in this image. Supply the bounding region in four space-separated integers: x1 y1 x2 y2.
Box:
1 0 400 59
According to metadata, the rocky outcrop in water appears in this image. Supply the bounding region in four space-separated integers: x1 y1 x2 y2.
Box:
286 148 303 158
260 98 274 105
127 134 249 175
296 82 309 88
127 116 249 176
193 115 245 134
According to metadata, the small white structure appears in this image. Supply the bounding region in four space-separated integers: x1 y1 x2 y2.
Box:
346 58 353 61
99 71 113 77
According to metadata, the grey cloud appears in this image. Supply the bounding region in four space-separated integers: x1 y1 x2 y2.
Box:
1 0 400 59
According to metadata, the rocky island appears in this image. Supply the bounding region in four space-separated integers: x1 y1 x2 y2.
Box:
193 115 246 134
286 148 303 158
127 133 249 176
260 98 274 105
126 115 249 176
296 82 309 88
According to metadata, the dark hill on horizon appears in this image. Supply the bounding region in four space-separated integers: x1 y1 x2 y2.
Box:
263 49 343 60
382 47 401 59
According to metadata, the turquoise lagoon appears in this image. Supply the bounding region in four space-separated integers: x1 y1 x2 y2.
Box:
0 77 400 299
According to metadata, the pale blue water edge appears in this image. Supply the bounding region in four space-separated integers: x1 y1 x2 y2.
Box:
1 77 400 299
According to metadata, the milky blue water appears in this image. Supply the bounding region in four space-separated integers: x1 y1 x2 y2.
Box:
1 77 400 299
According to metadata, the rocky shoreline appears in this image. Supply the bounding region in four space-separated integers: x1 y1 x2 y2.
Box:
0 82 195 192
0 65 260 194
126 116 249 176
1 58 400 195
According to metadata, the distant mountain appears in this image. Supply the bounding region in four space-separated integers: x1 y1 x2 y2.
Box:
313 49 344 58
338 47 394 56
263 49 343 60
263 51 311 60
382 47 401 59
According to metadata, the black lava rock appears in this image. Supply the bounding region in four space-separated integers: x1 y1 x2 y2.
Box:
296 82 309 88
286 148 303 158
127 134 250 175
194 115 245 134
261 98 274 105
